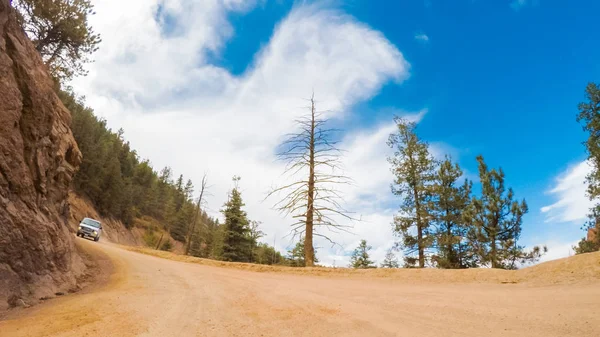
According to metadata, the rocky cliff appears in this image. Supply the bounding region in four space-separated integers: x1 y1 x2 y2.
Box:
588 227 598 243
0 0 84 310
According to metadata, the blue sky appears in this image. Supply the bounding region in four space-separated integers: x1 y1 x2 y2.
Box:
218 0 599 249
73 0 599 264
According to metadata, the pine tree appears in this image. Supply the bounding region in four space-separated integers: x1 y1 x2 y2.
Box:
198 211 219 258
171 202 193 242
575 82 600 253
431 157 473 269
156 166 173 222
577 83 600 201
131 160 156 215
287 240 306 267
388 117 436 268
13 0 101 82
210 221 225 260
254 243 284 265
247 221 265 263
350 240 375 269
188 223 213 258
286 238 318 267
464 156 546 269
221 178 252 262
174 174 185 211
381 248 400 268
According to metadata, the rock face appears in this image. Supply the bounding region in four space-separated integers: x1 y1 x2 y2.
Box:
0 0 83 310
588 227 597 243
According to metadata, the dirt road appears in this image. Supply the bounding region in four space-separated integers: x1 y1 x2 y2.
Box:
1 240 599 337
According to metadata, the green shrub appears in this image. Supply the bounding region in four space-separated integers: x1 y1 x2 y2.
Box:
573 238 600 254
160 240 173 252
143 230 158 247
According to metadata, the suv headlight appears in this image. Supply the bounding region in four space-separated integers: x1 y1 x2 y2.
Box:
93 230 97 235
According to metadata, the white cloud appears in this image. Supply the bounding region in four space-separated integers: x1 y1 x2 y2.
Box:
340 110 426 208
538 240 577 263
540 160 593 223
414 33 429 42
72 1 414 264
510 0 539 11
510 0 526 11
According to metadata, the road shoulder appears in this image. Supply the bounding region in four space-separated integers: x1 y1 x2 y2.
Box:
0 237 116 320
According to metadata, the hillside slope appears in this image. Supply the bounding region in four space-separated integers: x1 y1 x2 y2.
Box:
0 0 84 310
68 192 184 254
516 250 600 284
126 242 600 285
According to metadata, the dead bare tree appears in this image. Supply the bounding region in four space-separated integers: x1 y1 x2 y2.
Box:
184 173 208 255
267 94 356 267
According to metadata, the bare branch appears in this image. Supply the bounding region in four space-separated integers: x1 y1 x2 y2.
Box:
265 93 360 266
185 172 208 255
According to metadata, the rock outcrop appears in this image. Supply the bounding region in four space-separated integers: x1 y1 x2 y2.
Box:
0 0 83 310
588 226 597 243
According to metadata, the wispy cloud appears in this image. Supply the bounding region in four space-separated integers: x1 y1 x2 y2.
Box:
540 160 592 223
537 240 577 263
510 0 526 11
510 0 539 11
414 33 429 42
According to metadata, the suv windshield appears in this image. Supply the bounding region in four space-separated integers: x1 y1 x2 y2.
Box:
82 218 100 228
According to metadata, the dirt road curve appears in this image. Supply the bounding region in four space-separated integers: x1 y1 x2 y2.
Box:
1 240 599 337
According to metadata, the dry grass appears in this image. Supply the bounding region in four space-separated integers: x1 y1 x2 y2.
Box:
132 216 162 231
517 251 600 284
122 245 600 285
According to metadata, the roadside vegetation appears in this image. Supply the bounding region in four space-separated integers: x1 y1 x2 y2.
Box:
574 83 600 254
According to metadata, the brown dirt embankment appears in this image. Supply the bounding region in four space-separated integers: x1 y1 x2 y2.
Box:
124 245 600 286
0 238 115 320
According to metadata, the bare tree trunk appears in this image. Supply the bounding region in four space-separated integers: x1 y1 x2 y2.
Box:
414 188 424 268
155 233 164 250
417 228 424 267
305 97 316 267
266 92 356 268
489 216 498 268
490 233 497 268
445 210 455 267
185 173 208 255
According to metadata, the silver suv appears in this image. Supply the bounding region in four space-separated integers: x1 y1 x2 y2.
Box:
77 217 102 242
